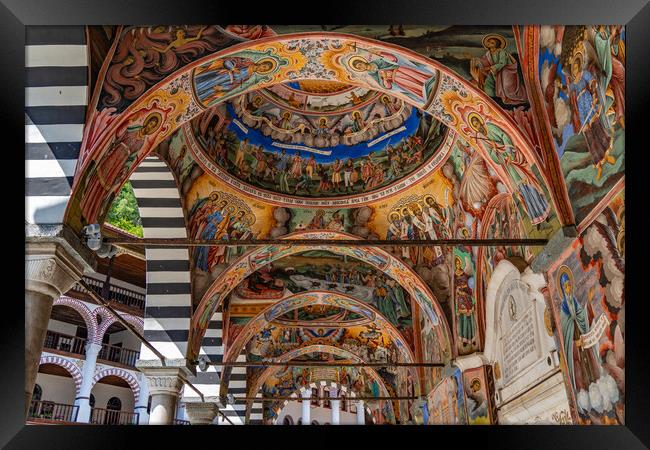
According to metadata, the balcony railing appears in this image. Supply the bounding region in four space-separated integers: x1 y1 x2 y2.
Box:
43 330 87 356
90 408 140 425
70 276 145 312
28 400 79 422
44 331 140 367
98 343 140 367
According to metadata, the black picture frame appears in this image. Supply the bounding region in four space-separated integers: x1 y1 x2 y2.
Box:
5 0 648 448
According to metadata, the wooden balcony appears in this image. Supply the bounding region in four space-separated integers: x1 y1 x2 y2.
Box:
98 343 140 368
69 276 145 314
43 330 87 357
90 408 140 425
27 400 78 423
43 330 140 368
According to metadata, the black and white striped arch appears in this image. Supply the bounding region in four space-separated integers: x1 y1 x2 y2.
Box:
130 156 192 360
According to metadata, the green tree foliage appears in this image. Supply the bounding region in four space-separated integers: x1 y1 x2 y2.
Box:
105 181 143 237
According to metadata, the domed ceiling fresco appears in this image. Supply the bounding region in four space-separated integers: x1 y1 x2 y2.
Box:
186 84 451 206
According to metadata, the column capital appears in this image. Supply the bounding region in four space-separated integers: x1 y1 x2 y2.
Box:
184 402 220 425
85 341 103 354
25 231 95 299
139 367 188 397
300 388 312 399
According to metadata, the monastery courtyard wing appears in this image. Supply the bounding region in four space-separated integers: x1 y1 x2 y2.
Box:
24 24 625 427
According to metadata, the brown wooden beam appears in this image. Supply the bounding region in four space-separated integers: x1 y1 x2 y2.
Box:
104 237 548 247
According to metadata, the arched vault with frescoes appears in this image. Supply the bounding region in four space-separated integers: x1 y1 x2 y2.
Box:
25 24 625 427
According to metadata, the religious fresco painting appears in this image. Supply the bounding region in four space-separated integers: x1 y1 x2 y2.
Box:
462 366 493 425
27 21 628 428
426 368 467 425
539 25 625 225
452 246 480 355
546 187 624 425
271 26 529 107
232 251 416 346
190 99 448 200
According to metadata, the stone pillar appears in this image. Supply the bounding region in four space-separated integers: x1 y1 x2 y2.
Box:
330 387 340 425
140 368 185 425
75 342 102 423
356 400 365 425
25 234 93 416
134 376 150 425
301 389 311 425
185 402 220 425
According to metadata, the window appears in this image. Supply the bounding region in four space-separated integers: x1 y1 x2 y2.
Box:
32 384 42 402
310 387 318 406
107 397 122 411
28 384 43 417
323 388 331 409
147 395 152 414
283 415 294 425
340 392 347 411
89 394 95 408
105 397 122 425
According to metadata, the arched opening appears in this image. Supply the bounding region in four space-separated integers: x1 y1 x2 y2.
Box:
272 383 370 426
45 304 92 357
66 32 552 236
96 321 141 368
32 362 79 422
105 397 123 425
89 374 137 425
192 230 453 366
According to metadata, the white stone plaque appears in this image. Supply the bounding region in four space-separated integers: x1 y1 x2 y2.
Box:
484 260 560 406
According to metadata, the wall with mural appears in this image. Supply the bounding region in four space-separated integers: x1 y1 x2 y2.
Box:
546 186 624 424
462 366 494 425
539 25 624 225
426 367 467 424
78 24 627 426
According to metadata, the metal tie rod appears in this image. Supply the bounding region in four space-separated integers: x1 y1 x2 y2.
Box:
104 237 548 247
197 361 445 368
235 396 418 402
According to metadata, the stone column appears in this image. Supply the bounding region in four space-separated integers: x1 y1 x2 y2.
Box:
185 402 220 425
25 233 93 416
356 400 365 425
75 342 102 423
134 376 150 425
141 368 186 425
301 389 311 425
330 387 340 425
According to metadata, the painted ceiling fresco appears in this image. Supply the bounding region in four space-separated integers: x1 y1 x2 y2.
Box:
78 24 625 425
231 251 415 335
187 91 450 204
71 29 556 236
